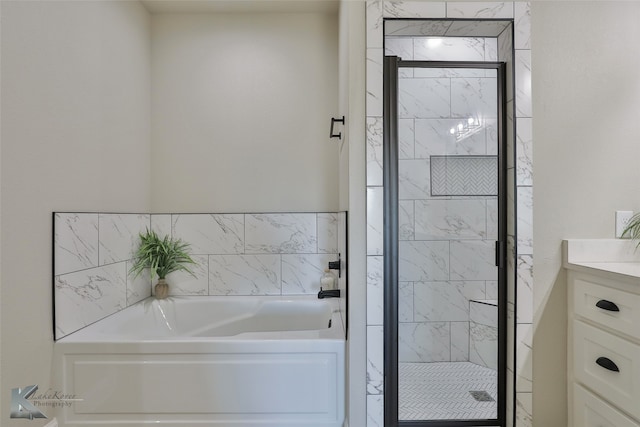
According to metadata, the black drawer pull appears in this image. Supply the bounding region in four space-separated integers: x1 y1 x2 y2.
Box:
596 299 620 312
596 357 620 372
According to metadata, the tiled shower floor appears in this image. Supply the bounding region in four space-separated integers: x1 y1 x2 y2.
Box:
399 362 497 421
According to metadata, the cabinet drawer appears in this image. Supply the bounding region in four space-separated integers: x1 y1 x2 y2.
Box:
573 383 640 427
573 276 640 340
573 320 640 420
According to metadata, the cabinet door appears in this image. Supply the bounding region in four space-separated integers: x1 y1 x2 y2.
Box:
573 384 640 427
573 320 640 420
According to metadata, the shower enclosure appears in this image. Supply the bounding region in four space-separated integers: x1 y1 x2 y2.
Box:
383 27 508 426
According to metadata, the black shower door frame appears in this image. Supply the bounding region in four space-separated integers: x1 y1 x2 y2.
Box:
383 57 508 427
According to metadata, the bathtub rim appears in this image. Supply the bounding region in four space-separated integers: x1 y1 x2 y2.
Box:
57 294 345 343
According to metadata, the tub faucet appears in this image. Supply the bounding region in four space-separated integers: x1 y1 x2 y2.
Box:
318 288 341 299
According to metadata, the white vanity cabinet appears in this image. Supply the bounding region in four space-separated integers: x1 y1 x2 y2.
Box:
565 240 640 427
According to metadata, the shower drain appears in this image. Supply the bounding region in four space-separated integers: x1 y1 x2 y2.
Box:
469 390 495 402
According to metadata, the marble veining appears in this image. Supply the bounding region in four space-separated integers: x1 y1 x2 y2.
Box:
516 324 533 392
516 393 532 427
367 48 384 117
413 67 488 79
367 325 384 394
414 199 487 240
150 214 172 239
399 78 451 119
366 0 383 49
383 1 446 19
451 321 470 361
385 37 413 60
208 254 281 295
516 118 533 186
516 186 533 254
54 213 99 275
486 198 498 240
514 2 531 50
486 281 498 300
367 256 384 325
399 282 414 322
399 159 431 200
281 253 337 294
470 300 498 327
450 240 498 281
450 77 498 119
515 50 532 118
125 261 151 306
414 281 486 322
367 117 384 186
164 254 208 296
98 214 150 265
172 214 244 255
399 200 415 241
398 119 415 159
414 119 487 157
469 321 498 370
317 213 339 253
399 241 450 282
445 20 511 37
367 187 384 255
367 395 384 427
399 322 451 362
446 2 514 19
245 213 316 254
55 263 127 339
517 255 533 323
385 20 452 37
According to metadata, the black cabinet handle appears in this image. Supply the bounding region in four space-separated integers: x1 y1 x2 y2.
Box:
596 357 620 372
596 299 620 312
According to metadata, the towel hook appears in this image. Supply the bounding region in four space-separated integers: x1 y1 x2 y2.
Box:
330 116 345 140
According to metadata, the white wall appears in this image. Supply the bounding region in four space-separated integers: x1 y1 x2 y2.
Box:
0 1 151 423
532 2 640 425
150 12 339 213
338 2 367 426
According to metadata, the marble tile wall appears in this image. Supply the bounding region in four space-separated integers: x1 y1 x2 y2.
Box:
54 211 343 340
388 35 499 367
469 300 498 370
366 3 532 427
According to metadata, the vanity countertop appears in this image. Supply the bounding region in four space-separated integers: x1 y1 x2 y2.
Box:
563 239 640 281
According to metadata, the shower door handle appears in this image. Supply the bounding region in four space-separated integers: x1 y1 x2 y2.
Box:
495 241 504 268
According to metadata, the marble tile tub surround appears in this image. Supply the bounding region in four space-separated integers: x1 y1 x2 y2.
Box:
54 211 344 340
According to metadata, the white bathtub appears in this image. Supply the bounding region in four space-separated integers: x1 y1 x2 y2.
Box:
53 296 345 427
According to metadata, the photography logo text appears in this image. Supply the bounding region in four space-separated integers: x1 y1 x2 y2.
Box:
10 384 82 419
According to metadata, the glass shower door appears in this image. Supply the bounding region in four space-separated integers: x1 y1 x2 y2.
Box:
385 58 506 425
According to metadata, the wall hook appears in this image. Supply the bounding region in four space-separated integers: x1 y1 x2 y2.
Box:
330 116 345 140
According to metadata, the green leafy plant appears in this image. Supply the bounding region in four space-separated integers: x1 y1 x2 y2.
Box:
130 229 196 282
621 212 640 248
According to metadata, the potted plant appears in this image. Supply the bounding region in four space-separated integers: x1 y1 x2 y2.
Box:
622 212 640 248
130 229 196 299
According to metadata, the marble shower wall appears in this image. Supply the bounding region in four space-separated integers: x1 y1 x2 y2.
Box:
366 3 532 427
386 34 499 365
54 211 343 340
